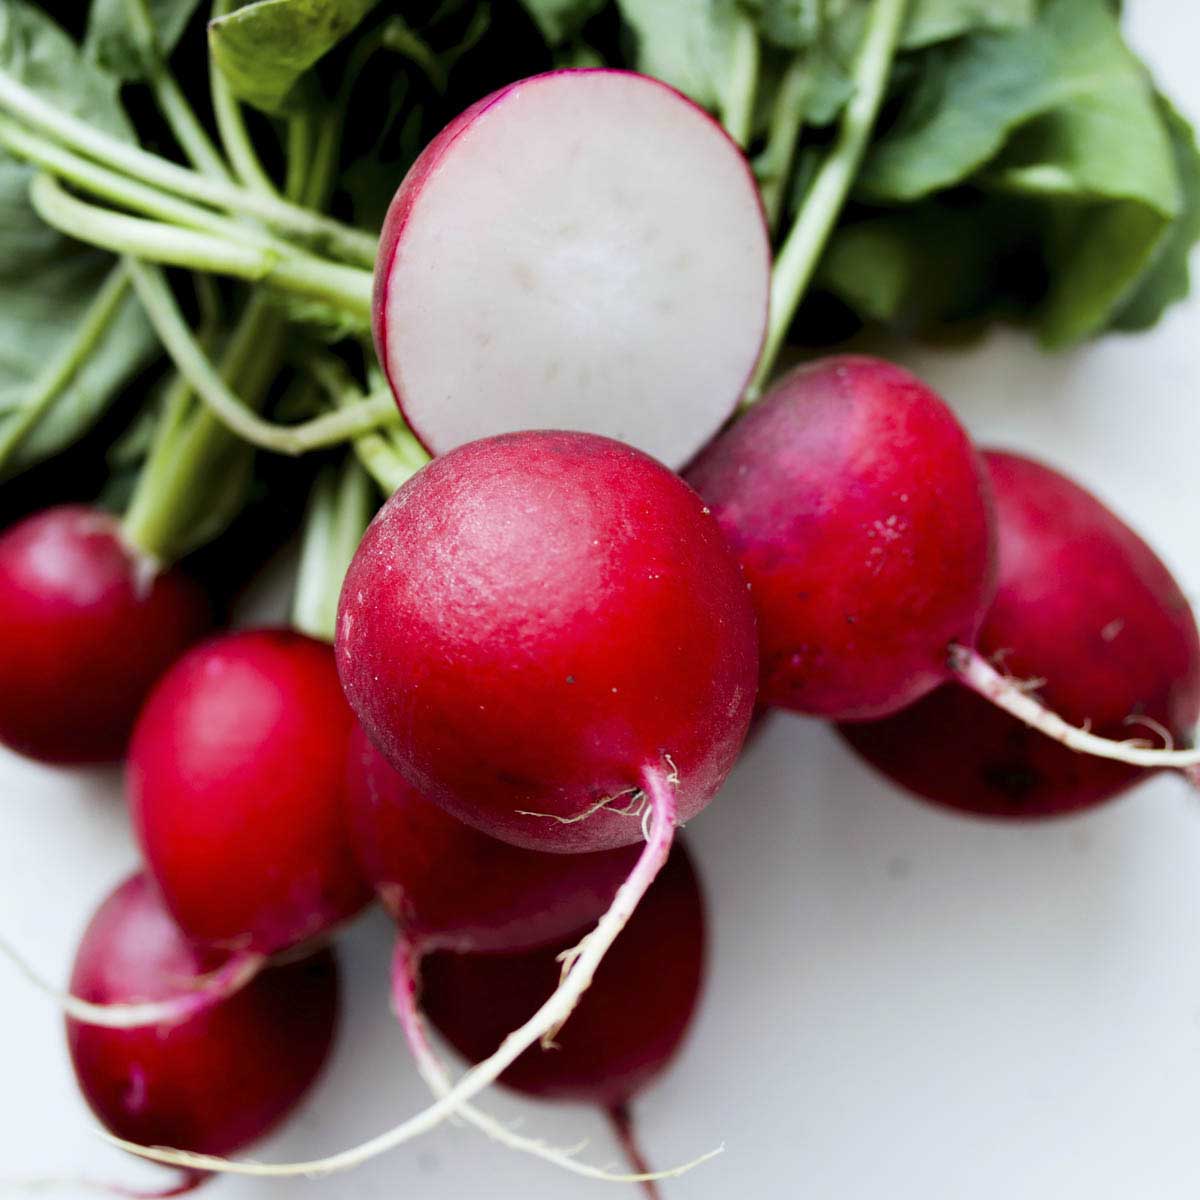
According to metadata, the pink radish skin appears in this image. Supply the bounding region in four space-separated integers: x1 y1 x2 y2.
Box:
372 70 769 470
686 356 997 720
0 505 208 764
416 842 706 1198
68 874 337 1189
840 450 1200 817
129 629 372 957
336 430 758 854
348 725 640 954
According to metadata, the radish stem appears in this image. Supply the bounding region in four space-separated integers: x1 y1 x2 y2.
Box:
748 0 909 399
0 68 377 265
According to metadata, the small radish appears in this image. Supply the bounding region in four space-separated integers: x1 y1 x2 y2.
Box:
417 841 708 1198
687 355 997 721
69 873 337 1196
110 429 756 1177
688 355 1200 769
0 506 208 764
350 727 698 1183
840 450 1200 817
128 629 372 959
372 69 770 470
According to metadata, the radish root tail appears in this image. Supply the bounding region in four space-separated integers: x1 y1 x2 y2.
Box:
949 645 1200 768
607 1103 663 1200
0 937 263 1029
95 760 682 1176
390 938 717 1185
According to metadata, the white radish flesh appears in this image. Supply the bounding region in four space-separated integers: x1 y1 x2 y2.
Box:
372 69 770 469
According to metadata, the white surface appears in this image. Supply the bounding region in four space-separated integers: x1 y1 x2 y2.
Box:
4 4 1200 1196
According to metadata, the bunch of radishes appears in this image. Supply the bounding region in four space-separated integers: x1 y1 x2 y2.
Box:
2 35 1199 1200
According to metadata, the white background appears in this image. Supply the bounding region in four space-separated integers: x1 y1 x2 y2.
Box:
4 3 1200 1196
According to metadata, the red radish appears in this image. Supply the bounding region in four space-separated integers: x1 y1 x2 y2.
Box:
110 430 755 1177
348 726 640 955
415 842 707 1197
129 628 372 958
0 505 208 764
840 450 1200 817
338 431 757 855
688 355 1200 770
372 69 770 470
351 728 698 1183
69 873 337 1195
687 355 997 721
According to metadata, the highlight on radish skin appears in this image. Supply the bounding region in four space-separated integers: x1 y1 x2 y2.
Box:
104 430 756 1177
372 70 770 470
417 841 708 1198
0 505 208 765
129 629 373 958
840 450 1200 817
350 729 711 1183
67 874 338 1191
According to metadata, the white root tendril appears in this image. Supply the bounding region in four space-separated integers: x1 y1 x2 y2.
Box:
950 644 1200 767
97 761 683 1177
389 940 720 1185
515 788 643 825
0 937 263 1029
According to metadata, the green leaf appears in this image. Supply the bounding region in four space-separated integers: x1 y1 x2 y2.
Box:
858 0 1173 206
208 0 381 114
614 0 743 111
0 2 156 476
817 198 1027 330
84 0 204 80
902 0 1034 49
745 0 821 50
1111 96 1200 332
518 0 605 45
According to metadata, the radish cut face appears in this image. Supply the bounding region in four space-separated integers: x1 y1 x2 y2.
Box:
373 69 770 469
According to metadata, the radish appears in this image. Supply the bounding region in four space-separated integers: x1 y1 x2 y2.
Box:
348 725 640 956
68 873 337 1196
128 628 372 960
349 726 703 1183
417 841 707 1198
840 450 1200 817
687 355 997 720
109 429 756 1177
372 69 770 470
688 355 1200 769
0 505 208 764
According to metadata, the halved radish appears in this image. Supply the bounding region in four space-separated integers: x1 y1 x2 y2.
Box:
372 69 770 469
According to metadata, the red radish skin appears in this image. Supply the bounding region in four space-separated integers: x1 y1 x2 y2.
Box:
68 874 337 1184
686 356 997 721
840 450 1200 817
337 431 757 854
129 629 372 957
348 725 640 954
372 70 770 470
416 842 707 1197
108 432 752 1177
0 505 208 764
